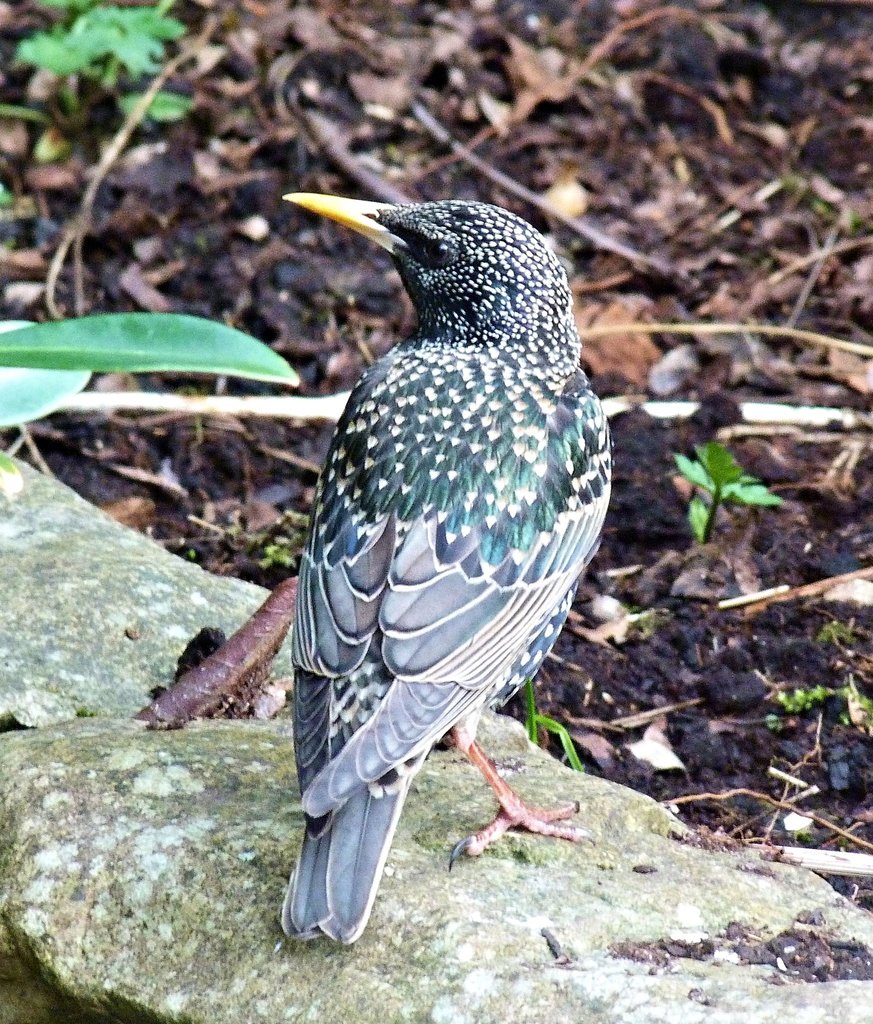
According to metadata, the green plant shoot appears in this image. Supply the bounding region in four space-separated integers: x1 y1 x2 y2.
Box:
524 678 584 772
674 441 782 544
14 0 189 132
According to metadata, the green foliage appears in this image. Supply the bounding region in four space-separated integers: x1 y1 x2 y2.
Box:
13 0 190 135
118 89 192 122
815 620 858 646
674 441 782 543
16 0 184 83
775 682 872 731
776 685 833 714
524 678 584 772
0 314 297 428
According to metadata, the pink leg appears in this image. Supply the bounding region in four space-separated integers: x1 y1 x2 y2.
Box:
448 726 592 866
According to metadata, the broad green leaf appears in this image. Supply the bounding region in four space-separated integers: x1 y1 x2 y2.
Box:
0 320 91 426
688 495 710 543
0 367 92 427
0 314 298 385
674 452 713 492
120 90 193 122
695 441 743 487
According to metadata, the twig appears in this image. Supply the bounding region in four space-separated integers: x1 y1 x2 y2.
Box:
136 577 296 728
768 234 873 286
45 17 218 319
600 397 870 430
18 425 54 477
411 101 673 278
512 5 706 122
668 788 873 853
643 73 734 145
292 104 413 205
740 566 873 615
667 786 871 851
608 699 702 731
786 224 840 330
55 390 351 420
578 320 873 359
717 585 790 610
771 847 873 878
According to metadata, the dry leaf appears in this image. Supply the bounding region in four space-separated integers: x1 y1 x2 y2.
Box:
543 171 589 218
628 723 686 771
575 298 660 386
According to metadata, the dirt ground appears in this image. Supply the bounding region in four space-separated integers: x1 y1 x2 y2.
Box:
2 1 871 911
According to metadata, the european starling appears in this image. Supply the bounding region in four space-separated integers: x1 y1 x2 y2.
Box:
282 193 611 943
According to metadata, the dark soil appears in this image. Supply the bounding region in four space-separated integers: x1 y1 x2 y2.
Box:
612 921 873 984
2 2 871 910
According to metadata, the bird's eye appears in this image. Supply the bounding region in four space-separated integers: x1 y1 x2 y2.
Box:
423 239 454 268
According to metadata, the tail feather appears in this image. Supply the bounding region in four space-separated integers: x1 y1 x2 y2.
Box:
282 780 411 943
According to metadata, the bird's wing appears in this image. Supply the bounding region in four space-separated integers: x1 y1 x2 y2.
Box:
295 378 610 817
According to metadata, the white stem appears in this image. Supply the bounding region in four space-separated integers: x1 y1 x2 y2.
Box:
54 391 871 430
774 847 873 878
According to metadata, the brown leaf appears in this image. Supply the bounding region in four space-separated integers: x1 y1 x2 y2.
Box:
348 72 412 112
575 298 660 386
119 263 171 314
100 496 157 530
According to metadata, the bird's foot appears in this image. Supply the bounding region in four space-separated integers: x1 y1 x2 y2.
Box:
447 726 592 868
449 796 590 867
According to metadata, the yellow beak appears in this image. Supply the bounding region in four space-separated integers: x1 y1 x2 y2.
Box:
284 192 397 252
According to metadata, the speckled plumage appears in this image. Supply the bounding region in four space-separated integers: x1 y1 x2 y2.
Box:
283 200 611 943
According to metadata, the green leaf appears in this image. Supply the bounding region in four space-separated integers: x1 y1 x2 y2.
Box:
119 90 192 122
0 318 92 426
16 32 96 76
524 677 538 744
16 6 185 80
723 482 783 507
0 451 24 498
695 441 744 487
0 367 91 427
0 314 298 385
533 714 585 772
688 495 710 543
674 452 713 492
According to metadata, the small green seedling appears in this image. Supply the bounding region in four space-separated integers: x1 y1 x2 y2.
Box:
674 441 782 544
14 0 190 139
524 678 584 772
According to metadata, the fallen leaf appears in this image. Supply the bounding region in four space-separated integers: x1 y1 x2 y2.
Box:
575 297 660 386
543 170 589 218
628 724 686 772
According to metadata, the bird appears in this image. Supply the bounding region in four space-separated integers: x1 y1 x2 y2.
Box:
281 192 611 944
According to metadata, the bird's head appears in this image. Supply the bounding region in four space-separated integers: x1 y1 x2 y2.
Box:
286 193 578 361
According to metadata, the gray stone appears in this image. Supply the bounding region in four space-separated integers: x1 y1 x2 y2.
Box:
1 715 873 1024
0 462 291 727
3 464 873 1023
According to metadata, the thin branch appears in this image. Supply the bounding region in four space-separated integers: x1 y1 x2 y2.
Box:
786 224 840 330
578 320 873 359
55 390 351 420
292 104 413 205
740 565 873 615
53 388 872 431
45 17 218 319
411 101 673 278
136 577 296 728
667 788 873 853
771 846 873 878
768 233 873 286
